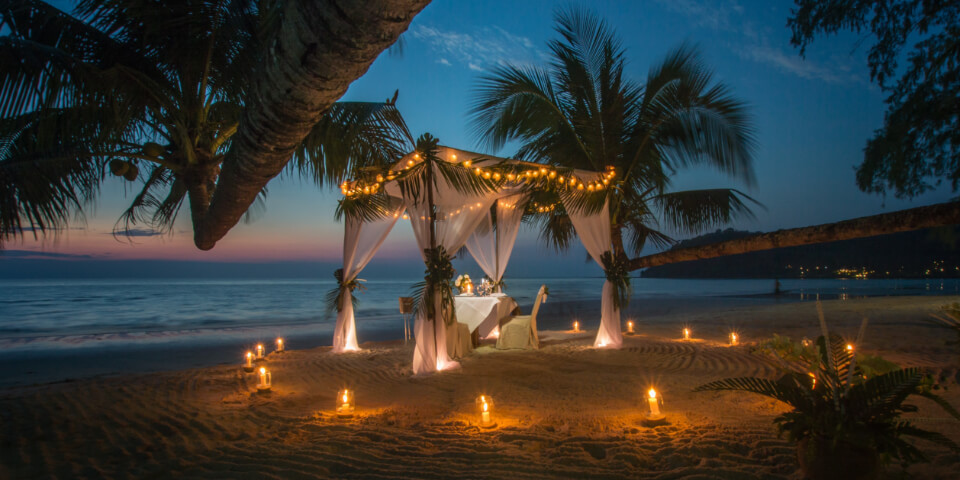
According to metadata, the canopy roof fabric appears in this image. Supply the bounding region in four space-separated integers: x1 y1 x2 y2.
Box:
333 145 623 374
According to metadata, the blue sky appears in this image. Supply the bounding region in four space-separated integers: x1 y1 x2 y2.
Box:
5 0 954 278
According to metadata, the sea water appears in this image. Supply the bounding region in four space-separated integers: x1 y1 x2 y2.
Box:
2 277 958 344
0 277 958 386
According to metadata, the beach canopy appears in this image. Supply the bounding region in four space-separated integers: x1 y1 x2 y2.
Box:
334 145 622 374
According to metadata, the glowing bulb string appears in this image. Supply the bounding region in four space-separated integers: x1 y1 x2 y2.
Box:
338 152 616 200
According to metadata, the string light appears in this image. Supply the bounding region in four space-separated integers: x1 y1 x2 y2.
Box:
339 153 613 199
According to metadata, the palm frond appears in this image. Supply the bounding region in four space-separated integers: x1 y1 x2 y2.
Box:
335 192 399 223
291 101 413 188
654 188 759 234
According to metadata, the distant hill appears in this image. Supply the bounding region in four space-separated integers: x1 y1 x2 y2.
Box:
640 227 960 279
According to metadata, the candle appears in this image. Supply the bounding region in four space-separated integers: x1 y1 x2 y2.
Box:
276 338 284 353
337 389 355 415
683 328 690 340
256 343 264 360
477 395 494 427
626 321 634 334
647 388 661 416
257 367 271 392
573 321 579 332
729 332 738 346
846 343 854 352
244 351 253 371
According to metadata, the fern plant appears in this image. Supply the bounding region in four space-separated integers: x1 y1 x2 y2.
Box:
696 308 959 470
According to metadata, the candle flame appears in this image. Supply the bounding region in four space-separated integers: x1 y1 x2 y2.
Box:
846 343 854 352
246 352 252 358
482 402 488 412
259 367 265 375
342 391 348 403
648 388 657 399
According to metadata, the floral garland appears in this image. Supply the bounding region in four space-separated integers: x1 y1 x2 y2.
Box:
415 246 458 325
326 268 366 313
600 251 631 311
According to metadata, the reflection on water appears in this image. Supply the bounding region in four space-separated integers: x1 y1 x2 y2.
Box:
1 277 958 341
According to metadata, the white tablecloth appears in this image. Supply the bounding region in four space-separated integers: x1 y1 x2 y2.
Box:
454 294 518 338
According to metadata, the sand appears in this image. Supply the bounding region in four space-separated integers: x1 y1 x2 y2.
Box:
2 295 960 479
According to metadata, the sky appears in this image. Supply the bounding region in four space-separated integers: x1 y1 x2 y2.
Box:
3 0 955 279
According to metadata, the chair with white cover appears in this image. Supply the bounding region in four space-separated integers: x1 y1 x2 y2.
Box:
496 285 546 350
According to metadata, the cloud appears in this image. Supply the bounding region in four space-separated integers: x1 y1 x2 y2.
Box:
739 45 859 84
412 24 545 72
655 0 743 31
108 228 165 238
0 249 93 260
655 0 862 85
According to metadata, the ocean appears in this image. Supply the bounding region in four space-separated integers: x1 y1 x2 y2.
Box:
1 277 958 386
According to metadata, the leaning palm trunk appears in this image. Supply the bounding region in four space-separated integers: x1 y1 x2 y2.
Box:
193 0 430 250
628 200 960 270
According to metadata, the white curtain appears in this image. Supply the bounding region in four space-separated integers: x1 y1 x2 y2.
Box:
333 207 404 353
563 198 623 349
404 164 500 374
465 194 525 292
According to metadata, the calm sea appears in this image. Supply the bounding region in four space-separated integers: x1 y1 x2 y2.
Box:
1 277 958 386
2 277 959 348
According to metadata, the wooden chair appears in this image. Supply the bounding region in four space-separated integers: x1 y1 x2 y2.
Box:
398 297 413 344
496 285 546 350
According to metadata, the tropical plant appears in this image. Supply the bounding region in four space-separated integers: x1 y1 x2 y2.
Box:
470 7 758 307
697 309 960 477
754 333 900 383
0 0 418 246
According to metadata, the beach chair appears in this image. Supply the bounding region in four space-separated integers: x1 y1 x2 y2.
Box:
496 285 546 350
398 297 413 344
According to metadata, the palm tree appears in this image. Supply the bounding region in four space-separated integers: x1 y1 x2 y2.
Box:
0 0 414 244
471 8 757 301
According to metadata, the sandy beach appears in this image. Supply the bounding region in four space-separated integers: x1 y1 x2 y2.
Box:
2 295 960 479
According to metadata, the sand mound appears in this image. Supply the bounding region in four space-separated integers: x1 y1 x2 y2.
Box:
2 296 960 479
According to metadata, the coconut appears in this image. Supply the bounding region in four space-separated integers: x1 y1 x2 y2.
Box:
123 163 139 181
142 142 164 158
109 159 129 177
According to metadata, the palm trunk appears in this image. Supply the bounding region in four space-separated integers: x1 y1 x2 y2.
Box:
628 201 960 270
192 0 430 250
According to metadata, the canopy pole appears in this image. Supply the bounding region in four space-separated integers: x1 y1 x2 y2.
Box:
425 154 439 367
494 204 500 289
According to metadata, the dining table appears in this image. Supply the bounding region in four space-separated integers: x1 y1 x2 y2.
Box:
453 293 518 339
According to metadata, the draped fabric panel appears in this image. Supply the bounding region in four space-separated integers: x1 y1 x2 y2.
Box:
405 162 500 374
562 198 623 349
465 194 525 292
494 195 525 288
333 207 404 353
